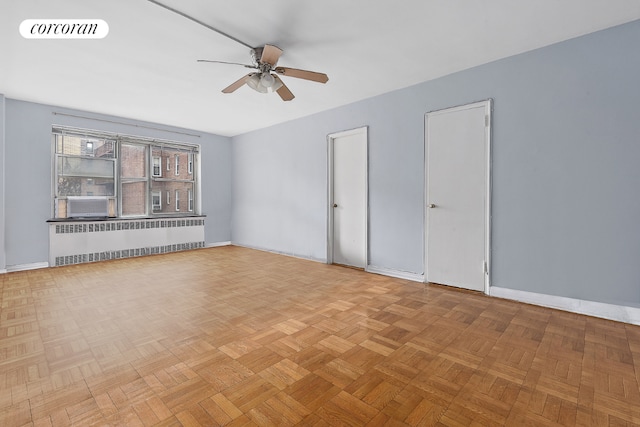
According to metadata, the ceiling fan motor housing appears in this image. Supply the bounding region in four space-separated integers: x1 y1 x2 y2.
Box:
251 47 263 66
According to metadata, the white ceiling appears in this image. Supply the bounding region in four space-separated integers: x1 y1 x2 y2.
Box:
2 1 640 137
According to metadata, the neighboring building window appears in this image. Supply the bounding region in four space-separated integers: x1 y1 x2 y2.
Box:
188 154 193 175
152 191 161 211
166 156 170 171
152 156 161 177
188 189 194 212
53 127 199 218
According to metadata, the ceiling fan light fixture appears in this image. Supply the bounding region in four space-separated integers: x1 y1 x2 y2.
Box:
246 73 268 93
259 72 275 88
246 72 282 94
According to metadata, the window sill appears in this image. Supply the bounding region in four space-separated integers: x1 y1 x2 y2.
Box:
47 214 206 223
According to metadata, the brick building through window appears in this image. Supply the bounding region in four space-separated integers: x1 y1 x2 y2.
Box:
53 127 198 218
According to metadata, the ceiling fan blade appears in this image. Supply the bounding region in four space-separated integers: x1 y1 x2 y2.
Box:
198 60 257 69
261 44 283 67
274 76 294 101
274 67 328 83
222 74 253 93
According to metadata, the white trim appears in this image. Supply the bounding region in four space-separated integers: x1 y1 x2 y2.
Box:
424 99 492 294
233 242 327 264
205 241 231 248
366 265 424 283
0 269 6 274
490 286 640 326
326 126 369 267
5 262 49 273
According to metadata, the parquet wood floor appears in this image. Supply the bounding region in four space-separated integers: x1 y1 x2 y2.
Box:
1 246 640 426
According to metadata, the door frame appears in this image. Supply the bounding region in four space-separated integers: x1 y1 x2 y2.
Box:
424 99 492 293
326 126 369 266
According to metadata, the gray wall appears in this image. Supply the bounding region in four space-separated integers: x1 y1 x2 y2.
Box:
3 99 232 267
232 19 640 307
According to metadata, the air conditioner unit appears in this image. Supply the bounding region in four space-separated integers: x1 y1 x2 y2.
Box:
66 196 109 218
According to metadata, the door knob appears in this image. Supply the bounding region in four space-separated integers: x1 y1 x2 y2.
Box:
333 203 338 208
428 204 436 208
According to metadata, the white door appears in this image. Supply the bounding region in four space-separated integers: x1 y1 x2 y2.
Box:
425 100 491 292
329 127 367 268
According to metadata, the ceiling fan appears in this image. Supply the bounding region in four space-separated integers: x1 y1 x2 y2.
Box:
198 45 329 101
147 0 329 101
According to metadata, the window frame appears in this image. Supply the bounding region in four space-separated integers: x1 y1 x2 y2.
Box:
52 126 200 219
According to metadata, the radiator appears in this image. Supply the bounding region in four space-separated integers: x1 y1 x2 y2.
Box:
49 217 205 266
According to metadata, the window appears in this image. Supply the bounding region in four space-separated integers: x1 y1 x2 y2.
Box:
152 156 161 177
166 156 170 171
53 133 116 217
53 127 199 219
152 191 161 211
188 154 193 175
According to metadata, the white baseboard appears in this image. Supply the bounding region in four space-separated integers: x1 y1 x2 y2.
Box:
231 242 327 264
489 286 640 326
366 265 425 283
205 241 231 248
5 262 50 273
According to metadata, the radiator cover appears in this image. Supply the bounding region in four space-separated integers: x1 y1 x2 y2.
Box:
49 217 205 266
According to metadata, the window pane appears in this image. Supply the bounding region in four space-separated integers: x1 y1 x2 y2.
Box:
121 144 147 179
150 181 193 214
57 135 115 158
58 157 114 178
150 147 193 180
57 176 115 197
121 181 147 216
57 157 115 197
